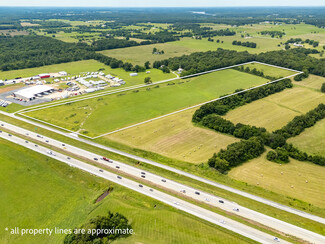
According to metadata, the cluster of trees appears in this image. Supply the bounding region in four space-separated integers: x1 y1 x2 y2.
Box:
64 211 132 244
256 48 325 77
266 148 289 164
208 137 265 172
293 70 309 81
132 30 179 43
0 35 93 71
91 38 140 51
285 38 319 47
93 53 146 73
274 103 325 139
259 30 285 38
232 40 257 48
152 47 164 54
157 49 255 76
192 78 292 123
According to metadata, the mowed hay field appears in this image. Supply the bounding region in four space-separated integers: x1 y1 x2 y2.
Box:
224 86 325 132
99 43 195 66
293 75 325 90
288 118 325 157
0 59 175 85
25 69 268 136
0 138 250 244
229 151 325 208
107 108 239 164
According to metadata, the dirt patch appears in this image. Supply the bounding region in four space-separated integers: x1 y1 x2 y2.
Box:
0 84 24 94
95 187 113 203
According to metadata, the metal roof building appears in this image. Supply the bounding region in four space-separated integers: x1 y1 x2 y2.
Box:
14 85 54 101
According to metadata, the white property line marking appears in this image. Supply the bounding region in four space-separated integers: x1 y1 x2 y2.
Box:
16 61 302 139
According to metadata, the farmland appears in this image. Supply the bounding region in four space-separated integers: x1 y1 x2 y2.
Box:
99 43 195 66
288 118 325 157
0 138 251 244
223 86 325 132
240 62 297 78
24 68 268 136
229 151 325 209
107 108 239 164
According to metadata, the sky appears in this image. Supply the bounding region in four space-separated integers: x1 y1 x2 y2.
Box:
0 0 324 7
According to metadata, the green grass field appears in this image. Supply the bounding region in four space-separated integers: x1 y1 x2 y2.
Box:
0 138 252 244
293 74 325 90
108 108 239 164
229 151 325 209
25 69 268 136
240 63 297 78
288 118 325 157
99 43 195 66
224 86 325 132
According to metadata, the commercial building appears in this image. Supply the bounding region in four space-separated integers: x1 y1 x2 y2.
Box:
14 85 54 101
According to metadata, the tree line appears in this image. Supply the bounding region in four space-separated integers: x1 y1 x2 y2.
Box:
232 40 257 48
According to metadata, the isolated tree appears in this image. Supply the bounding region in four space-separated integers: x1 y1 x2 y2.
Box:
144 77 152 84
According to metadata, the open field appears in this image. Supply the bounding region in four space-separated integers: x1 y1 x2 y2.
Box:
293 74 325 90
99 43 195 66
24 69 268 136
0 59 175 85
229 151 325 209
107 108 239 164
0 138 252 244
288 118 325 157
224 86 325 132
240 62 297 78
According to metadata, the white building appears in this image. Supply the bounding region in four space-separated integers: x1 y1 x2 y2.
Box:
14 85 54 101
59 71 68 76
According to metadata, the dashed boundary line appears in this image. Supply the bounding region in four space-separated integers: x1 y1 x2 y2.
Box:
16 61 302 140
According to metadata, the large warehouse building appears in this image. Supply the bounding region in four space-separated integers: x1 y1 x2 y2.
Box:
14 85 54 101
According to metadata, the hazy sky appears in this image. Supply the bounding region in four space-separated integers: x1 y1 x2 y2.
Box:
0 0 324 7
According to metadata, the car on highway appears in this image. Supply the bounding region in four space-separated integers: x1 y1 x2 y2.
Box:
25 141 28 143
116 166 120 169
0 130 2 133
273 237 280 242
34 145 38 147
180 190 186 193
45 140 49 143
94 158 98 161
173 201 179 205
25 133 29 135
99 169 104 172
195 191 200 195
233 208 239 212
47 150 56 156
67 157 71 160
8 134 12 137
161 179 166 182
37 135 43 138
139 184 143 187
102 157 113 162
219 200 224 204
1 124 4 126
141 172 145 175
149 189 153 192
117 176 122 179
141 175 145 178
62 144 65 146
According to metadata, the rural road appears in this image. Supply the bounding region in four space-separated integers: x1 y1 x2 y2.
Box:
0 130 290 244
1 120 325 243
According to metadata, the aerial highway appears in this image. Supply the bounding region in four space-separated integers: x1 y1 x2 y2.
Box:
2 110 325 226
1 120 325 243
0 130 290 244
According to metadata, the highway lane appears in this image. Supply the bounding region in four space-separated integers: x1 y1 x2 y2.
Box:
1 120 325 243
0 131 289 244
2 111 324 226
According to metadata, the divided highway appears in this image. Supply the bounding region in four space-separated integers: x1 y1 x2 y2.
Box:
3 111 324 226
0 130 290 244
1 120 325 243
